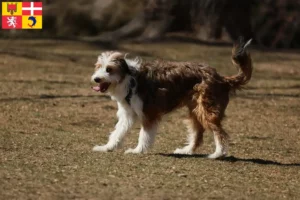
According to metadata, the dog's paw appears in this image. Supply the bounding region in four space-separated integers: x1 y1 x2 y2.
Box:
173 148 193 155
92 145 111 152
125 148 143 154
207 152 226 159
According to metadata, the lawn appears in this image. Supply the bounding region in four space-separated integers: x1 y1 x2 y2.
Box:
0 39 299 199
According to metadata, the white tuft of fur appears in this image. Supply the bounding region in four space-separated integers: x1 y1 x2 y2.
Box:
109 75 144 120
124 54 142 69
174 146 193 155
244 39 252 49
207 132 227 159
125 123 157 154
93 101 136 152
109 75 131 102
174 121 197 155
98 52 122 66
130 87 144 119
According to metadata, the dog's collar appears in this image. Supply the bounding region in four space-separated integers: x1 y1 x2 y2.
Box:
125 78 136 105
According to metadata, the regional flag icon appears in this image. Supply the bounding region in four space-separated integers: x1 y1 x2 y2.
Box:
2 2 22 29
21 2 42 29
2 16 22 29
1 2 42 29
2 2 22 16
22 15 42 29
22 2 42 16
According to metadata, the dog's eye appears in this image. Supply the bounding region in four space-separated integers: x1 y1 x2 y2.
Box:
106 67 112 73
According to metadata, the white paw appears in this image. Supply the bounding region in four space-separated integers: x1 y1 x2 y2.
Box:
173 148 193 155
207 152 226 159
125 148 143 154
92 145 111 152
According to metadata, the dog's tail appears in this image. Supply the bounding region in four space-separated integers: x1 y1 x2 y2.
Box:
224 37 253 91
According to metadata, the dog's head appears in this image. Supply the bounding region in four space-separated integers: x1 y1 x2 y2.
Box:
91 51 130 93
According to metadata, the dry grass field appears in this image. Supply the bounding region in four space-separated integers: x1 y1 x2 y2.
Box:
0 39 300 199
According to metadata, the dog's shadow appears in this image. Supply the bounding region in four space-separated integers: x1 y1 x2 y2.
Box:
158 153 300 167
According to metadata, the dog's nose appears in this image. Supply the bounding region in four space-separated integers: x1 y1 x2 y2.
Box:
94 77 101 83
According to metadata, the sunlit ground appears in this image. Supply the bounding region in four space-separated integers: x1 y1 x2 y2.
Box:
0 39 299 199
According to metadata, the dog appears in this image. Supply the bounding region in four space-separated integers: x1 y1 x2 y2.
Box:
90 38 252 159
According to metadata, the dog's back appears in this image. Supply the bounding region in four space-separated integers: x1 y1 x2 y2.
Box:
133 60 216 118
133 38 252 121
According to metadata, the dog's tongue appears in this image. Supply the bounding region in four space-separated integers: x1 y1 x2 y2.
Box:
92 86 101 92
92 82 110 92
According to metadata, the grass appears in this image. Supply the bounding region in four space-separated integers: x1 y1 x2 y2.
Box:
0 38 300 200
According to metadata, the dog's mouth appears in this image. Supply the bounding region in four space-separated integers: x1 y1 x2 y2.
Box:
92 82 111 93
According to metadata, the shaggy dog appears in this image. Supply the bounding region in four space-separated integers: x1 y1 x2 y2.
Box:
91 38 252 159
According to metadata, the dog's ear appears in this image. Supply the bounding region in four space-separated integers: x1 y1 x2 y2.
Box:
118 58 130 74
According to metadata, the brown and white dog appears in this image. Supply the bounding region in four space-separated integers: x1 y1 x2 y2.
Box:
91 38 252 159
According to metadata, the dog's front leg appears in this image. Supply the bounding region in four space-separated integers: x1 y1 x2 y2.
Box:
125 121 158 154
93 102 135 152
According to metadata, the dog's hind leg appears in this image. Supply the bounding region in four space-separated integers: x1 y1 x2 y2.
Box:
125 120 158 154
207 124 229 159
198 105 229 159
193 83 230 159
174 113 205 155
